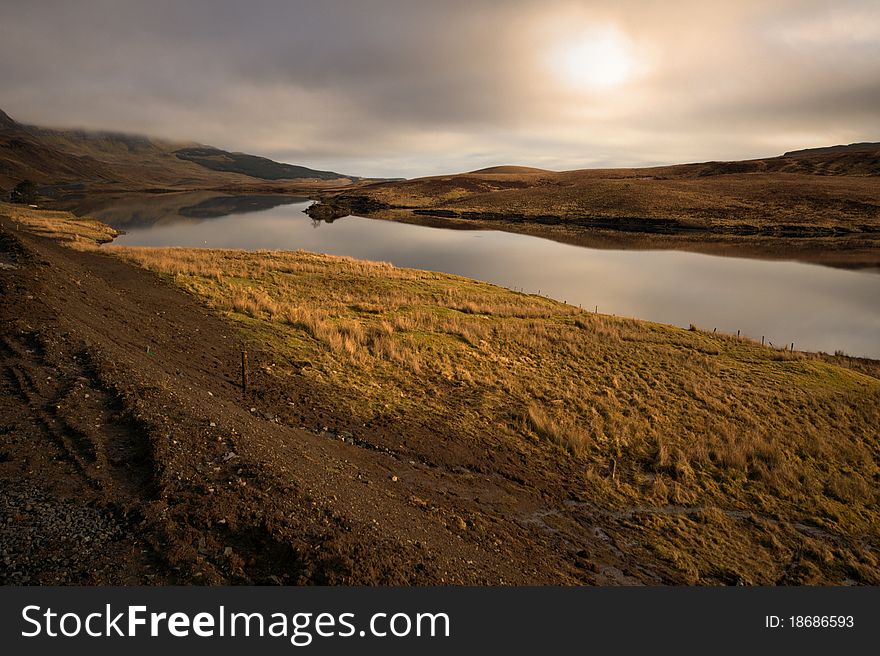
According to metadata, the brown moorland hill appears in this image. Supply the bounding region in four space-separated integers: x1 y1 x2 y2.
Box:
469 165 553 174
0 108 355 193
307 143 880 267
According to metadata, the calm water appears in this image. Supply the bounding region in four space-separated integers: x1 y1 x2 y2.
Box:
84 194 880 359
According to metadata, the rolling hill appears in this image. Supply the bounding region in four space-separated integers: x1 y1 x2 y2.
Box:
306 143 880 266
0 108 354 193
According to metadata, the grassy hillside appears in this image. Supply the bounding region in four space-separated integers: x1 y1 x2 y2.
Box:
4 201 879 582
1 202 119 245
175 147 346 181
0 109 353 192
100 241 880 584
318 147 880 229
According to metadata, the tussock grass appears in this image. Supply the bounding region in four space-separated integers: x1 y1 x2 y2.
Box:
9 204 880 583
1 202 118 246
8 201 879 583
109 245 880 546
524 402 590 457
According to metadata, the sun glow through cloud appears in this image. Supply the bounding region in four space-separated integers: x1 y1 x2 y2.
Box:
1 1 877 177
548 27 636 91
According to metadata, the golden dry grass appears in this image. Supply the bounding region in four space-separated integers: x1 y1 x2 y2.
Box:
0 202 118 247
8 205 879 582
339 163 880 231
109 245 880 542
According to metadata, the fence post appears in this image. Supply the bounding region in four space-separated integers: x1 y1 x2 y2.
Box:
241 350 249 395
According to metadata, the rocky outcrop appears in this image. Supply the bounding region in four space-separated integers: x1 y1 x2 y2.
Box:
304 196 392 221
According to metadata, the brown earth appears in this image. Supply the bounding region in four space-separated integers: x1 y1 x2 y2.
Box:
0 213 675 585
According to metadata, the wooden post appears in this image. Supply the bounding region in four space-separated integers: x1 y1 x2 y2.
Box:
737 329 740 337
595 305 598 314
761 336 764 346
791 342 794 352
241 350 248 395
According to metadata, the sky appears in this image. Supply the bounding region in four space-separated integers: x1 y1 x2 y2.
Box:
1 0 878 178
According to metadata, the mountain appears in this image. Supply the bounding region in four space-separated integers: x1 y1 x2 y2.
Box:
174 147 343 181
0 109 353 193
0 109 16 128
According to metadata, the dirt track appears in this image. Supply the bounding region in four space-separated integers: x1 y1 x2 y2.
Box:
1 215 674 585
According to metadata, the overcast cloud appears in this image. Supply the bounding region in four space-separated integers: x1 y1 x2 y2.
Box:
1 0 878 177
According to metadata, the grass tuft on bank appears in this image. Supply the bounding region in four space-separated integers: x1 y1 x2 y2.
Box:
1 202 118 245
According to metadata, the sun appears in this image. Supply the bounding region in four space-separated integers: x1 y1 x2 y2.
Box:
548 27 635 91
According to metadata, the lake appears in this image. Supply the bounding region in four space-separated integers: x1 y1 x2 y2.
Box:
66 193 880 359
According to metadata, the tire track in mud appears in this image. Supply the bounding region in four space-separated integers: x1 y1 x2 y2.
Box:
1 329 159 502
